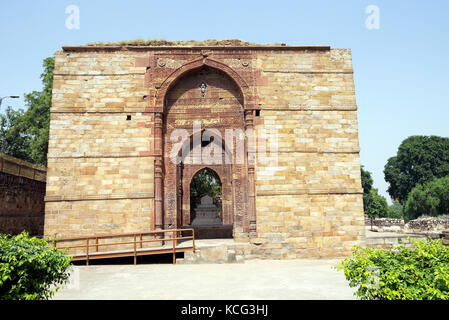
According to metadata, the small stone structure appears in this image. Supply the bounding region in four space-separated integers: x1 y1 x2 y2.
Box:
190 195 232 239
191 195 222 227
0 153 46 235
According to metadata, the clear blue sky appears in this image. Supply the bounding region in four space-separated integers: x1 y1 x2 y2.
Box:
1 0 448 202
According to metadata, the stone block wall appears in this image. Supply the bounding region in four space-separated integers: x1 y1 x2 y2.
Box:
252 49 365 258
45 44 365 258
45 50 154 238
0 153 46 235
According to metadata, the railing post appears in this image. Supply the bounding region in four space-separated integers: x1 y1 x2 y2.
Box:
172 230 176 264
95 237 99 252
133 234 137 265
192 229 195 251
140 233 143 249
86 238 89 266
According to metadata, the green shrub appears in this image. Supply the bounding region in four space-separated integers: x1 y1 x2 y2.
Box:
336 238 449 300
404 176 449 222
0 232 72 300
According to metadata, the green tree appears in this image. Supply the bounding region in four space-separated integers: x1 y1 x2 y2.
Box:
0 106 32 162
384 136 449 204
190 168 222 207
387 200 404 219
190 168 222 222
361 165 373 194
0 57 54 166
361 166 389 219
404 176 449 222
365 188 389 219
361 165 373 215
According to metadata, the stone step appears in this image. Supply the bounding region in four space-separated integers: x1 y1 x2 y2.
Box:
177 245 245 264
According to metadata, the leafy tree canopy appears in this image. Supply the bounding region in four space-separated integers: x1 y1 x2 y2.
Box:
190 168 222 207
361 166 389 219
384 135 449 204
0 56 54 166
361 165 373 195
404 175 449 222
365 188 389 219
387 200 404 219
0 107 31 162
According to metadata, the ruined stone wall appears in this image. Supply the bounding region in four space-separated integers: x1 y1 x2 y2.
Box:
405 218 449 233
0 153 46 235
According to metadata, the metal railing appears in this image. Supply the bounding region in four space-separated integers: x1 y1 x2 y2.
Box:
51 228 195 265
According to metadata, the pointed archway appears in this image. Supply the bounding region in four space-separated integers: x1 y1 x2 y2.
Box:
160 63 253 239
189 167 222 224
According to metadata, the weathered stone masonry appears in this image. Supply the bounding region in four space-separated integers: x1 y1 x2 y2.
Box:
44 44 366 258
0 153 46 235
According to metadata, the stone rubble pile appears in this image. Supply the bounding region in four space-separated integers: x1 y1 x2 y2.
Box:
367 216 449 235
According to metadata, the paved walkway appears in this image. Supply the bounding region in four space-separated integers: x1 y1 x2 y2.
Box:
52 259 356 300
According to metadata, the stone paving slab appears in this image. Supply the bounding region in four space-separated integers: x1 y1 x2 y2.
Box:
52 259 357 300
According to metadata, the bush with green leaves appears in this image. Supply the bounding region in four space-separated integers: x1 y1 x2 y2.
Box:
0 232 72 300
404 176 449 222
336 238 449 300
0 56 53 166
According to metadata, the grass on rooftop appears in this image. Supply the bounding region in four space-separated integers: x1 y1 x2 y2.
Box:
87 39 284 47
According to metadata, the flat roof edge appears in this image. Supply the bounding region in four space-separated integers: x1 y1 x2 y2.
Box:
61 45 332 52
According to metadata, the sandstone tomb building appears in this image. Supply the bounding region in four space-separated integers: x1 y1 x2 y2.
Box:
44 41 365 258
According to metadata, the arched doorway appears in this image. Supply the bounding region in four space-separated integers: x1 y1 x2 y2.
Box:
189 168 222 224
187 167 232 238
162 65 251 236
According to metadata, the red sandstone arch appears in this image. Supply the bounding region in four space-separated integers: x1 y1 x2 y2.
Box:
156 58 257 238
155 56 250 109
188 166 223 183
